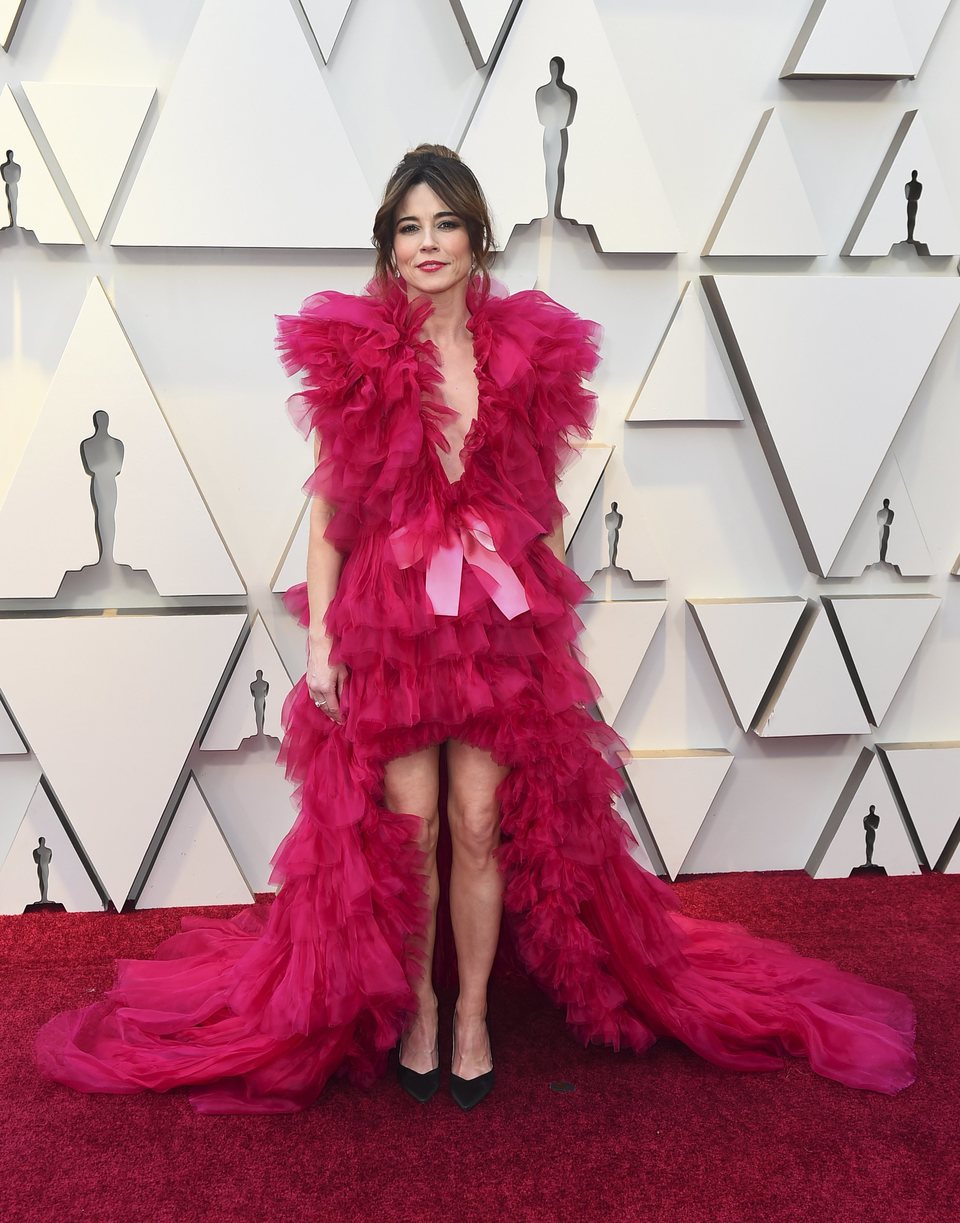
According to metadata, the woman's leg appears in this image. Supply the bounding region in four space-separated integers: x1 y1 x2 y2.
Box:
383 741 441 1073
445 737 510 1078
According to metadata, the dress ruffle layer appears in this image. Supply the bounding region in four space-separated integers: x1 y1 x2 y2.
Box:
34 276 917 1112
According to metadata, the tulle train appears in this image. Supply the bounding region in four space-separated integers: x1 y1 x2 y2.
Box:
34 664 917 1113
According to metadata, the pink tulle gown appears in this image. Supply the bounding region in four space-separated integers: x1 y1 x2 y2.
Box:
33 275 917 1113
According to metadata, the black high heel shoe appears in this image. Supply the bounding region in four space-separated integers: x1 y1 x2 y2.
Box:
397 1031 440 1103
450 1009 494 1111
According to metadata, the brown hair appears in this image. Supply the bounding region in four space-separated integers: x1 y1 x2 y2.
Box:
370 143 497 297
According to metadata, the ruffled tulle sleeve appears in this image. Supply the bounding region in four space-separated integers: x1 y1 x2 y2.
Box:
495 291 603 530
531 302 602 487
274 289 415 553
274 290 373 440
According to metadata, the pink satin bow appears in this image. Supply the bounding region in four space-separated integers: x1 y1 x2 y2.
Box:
389 509 530 620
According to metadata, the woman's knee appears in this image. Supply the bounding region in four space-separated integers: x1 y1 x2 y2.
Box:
445 738 507 864
448 798 500 863
382 743 441 852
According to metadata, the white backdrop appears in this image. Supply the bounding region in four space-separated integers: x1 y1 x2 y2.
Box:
2 0 960 912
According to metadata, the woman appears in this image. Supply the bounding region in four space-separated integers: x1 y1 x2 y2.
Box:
33 145 917 1115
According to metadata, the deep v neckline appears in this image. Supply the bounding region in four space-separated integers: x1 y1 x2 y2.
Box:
416 324 484 491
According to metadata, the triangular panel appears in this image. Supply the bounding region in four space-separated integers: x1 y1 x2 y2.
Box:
782 0 914 79
0 782 102 914
879 741 960 868
0 87 81 243
624 750 734 881
824 594 940 725
459 0 680 252
891 0 953 74
0 694 27 753
272 496 309 596
298 0 355 62
687 597 806 730
579 600 666 724
1 1 27 52
569 455 666 584
829 452 934 577
137 776 253 909
807 751 921 878
707 274 960 575
756 606 871 737
704 110 825 257
0 613 245 906
627 281 743 422
22 82 155 239
113 0 375 247
201 615 294 749
846 111 960 256
450 0 520 66
0 278 244 597
193 758 298 894
560 443 615 549
0 760 41 866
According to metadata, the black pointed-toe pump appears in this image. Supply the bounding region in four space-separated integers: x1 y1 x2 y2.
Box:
397 1034 441 1103
449 1011 494 1111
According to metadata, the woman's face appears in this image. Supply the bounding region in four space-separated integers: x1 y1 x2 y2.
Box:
391 182 474 298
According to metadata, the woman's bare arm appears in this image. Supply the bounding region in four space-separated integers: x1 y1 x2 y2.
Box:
305 433 347 721
306 432 344 643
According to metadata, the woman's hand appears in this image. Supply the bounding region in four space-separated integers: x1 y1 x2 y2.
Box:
306 633 349 723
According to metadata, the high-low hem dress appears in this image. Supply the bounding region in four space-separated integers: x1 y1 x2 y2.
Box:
32 274 918 1114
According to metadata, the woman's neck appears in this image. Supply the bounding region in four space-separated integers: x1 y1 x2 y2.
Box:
407 282 471 347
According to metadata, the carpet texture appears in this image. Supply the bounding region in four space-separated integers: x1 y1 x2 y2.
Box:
1 869 954 1223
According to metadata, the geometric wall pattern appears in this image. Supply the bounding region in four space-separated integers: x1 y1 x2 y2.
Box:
188 754 298 897
0 765 46 898
568 455 667 584
459 0 681 252
626 281 743 423
703 109 825 257
624 749 734 881
687 597 807 731
1 2 26 52
0 780 103 914
578 600 666 726
879 741 960 871
0 695 27 753
200 615 294 749
0 85 81 243
448 0 520 66
782 0 953 79
845 110 960 256
0 614 245 908
0 278 245 598
755 604 873 738
136 775 253 910
21 82 155 240
559 443 616 550
806 750 922 879
828 452 934 577
297 0 355 62
707 274 960 576
4 0 960 909
112 0 375 247
823 594 940 725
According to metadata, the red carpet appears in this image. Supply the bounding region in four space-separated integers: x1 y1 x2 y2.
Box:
2 870 954 1223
